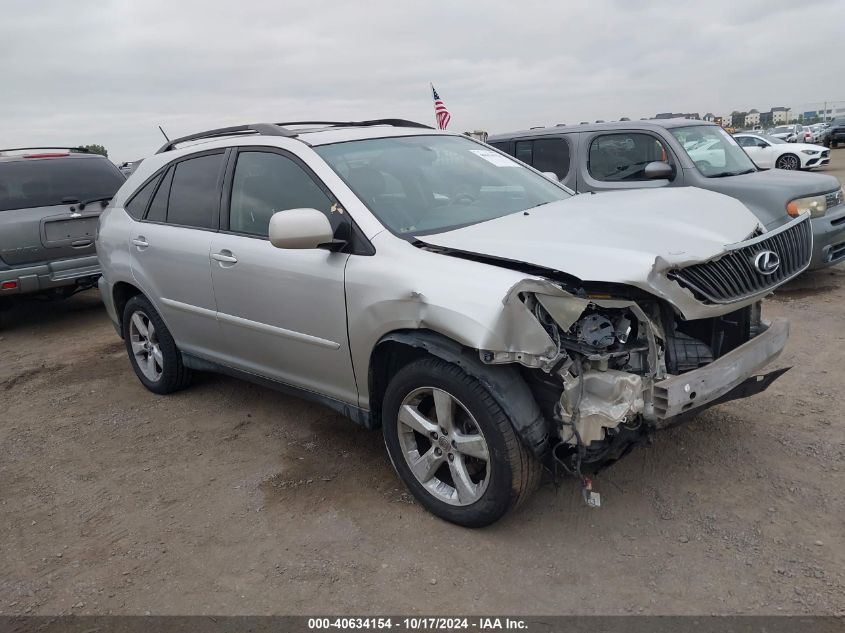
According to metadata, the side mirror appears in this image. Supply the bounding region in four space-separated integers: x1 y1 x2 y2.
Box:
757 142 768 148
643 161 673 180
542 171 559 181
269 208 334 250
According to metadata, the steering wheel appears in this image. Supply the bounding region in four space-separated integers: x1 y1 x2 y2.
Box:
695 160 712 171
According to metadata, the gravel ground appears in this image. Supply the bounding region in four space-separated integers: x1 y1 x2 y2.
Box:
1 156 844 616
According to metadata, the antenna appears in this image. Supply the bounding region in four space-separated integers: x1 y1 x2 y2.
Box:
158 126 170 142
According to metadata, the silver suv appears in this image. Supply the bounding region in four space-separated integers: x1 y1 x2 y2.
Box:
0 147 125 308
97 120 809 526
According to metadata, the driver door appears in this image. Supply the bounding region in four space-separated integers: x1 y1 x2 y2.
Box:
208 147 358 404
740 136 773 168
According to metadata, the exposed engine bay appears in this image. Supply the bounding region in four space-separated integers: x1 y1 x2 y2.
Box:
478 284 779 500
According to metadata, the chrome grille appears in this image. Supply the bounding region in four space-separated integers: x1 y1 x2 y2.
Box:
668 215 812 304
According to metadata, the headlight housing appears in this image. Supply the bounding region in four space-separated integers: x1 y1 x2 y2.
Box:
787 194 827 218
801 149 819 155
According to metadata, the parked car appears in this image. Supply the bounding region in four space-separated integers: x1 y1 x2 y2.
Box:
0 147 126 307
734 133 830 170
769 125 801 142
796 126 815 144
820 118 845 148
99 119 807 526
489 119 845 269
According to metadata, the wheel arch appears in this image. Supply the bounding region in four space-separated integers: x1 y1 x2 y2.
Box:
112 281 144 338
369 329 551 457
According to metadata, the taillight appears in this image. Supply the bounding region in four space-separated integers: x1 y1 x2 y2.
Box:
1 281 17 290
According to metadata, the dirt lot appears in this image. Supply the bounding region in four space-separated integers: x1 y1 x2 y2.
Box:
2 157 844 617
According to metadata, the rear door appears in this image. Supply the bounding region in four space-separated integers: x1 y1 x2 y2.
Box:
129 150 227 359
494 136 577 190
0 155 125 267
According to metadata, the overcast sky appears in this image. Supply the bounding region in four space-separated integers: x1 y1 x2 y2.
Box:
1 0 843 162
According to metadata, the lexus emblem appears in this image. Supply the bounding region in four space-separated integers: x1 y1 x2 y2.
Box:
753 250 780 275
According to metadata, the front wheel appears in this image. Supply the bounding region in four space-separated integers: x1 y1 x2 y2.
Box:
382 357 541 527
775 153 800 170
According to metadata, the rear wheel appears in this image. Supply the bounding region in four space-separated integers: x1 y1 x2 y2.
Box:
775 153 800 170
122 295 191 394
382 357 541 527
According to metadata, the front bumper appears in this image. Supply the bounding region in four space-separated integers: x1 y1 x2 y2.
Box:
0 255 101 296
803 150 830 168
650 318 789 425
809 203 845 269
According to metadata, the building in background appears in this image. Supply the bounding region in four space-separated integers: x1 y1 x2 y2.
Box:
771 107 791 124
744 109 760 127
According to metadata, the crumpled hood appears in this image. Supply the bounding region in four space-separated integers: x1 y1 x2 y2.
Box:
420 187 760 287
691 168 840 228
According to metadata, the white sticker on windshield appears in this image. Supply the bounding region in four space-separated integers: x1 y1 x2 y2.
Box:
469 149 518 167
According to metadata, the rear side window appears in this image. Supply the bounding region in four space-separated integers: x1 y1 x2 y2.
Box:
166 153 225 229
125 174 161 220
228 151 335 237
530 138 570 179
0 157 125 212
588 133 670 182
146 167 173 223
515 141 532 165
488 142 509 152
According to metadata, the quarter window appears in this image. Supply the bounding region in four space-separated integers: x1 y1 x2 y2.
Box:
145 167 173 223
166 153 225 229
228 151 334 238
125 174 161 220
588 133 671 182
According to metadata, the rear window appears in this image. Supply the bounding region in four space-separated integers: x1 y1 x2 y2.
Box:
0 157 125 212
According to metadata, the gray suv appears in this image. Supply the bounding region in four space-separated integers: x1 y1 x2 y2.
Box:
489 119 845 269
97 120 806 526
0 147 125 307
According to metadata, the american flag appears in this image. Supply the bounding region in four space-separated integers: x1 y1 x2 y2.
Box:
431 84 451 130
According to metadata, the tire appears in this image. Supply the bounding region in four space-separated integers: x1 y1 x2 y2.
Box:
382 357 541 527
122 295 191 395
775 153 800 170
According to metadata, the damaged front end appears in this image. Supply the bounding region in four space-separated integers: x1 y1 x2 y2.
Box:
477 278 789 499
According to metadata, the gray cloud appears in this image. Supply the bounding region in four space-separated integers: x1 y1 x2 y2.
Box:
1 0 843 162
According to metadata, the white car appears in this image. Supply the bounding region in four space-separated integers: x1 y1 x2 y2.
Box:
685 138 727 169
734 133 830 171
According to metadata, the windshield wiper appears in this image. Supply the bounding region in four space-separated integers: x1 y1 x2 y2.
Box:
708 169 754 178
76 196 113 210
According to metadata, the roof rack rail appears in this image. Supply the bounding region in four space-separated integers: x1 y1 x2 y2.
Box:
0 146 90 154
273 119 433 130
156 118 434 154
156 123 297 154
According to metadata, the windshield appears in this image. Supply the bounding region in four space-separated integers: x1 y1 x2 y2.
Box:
771 126 791 134
0 157 125 212
315 135 570 236
670 125 757 177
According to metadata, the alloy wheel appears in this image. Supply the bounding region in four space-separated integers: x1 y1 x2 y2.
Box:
396 387 490 506
128 310 163 382
777 154 799 170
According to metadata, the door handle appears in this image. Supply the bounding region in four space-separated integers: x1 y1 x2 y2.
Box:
212 251 238 264
132 236 149 248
